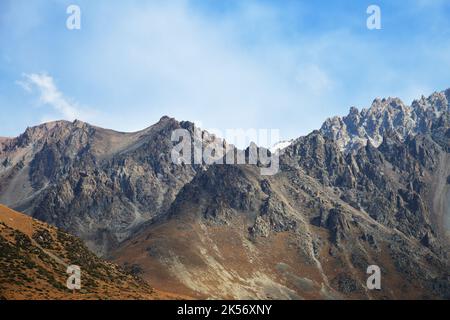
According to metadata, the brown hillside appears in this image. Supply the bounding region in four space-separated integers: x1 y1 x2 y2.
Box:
0 204 185 300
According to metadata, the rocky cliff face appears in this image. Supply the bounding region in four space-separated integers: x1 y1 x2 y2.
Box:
0 117 210 255
112 127 449 299
1 89 449 299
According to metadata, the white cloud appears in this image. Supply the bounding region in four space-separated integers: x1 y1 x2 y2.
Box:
18 73 89 121
295 64 333 95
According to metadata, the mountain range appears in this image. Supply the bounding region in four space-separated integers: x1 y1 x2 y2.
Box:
0 89 449 299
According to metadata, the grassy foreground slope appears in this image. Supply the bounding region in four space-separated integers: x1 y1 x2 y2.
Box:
0 204 183 300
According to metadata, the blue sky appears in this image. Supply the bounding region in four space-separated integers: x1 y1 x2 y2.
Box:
1 0 450 143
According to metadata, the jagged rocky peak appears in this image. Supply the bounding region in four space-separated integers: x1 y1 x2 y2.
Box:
320 89 450 153
412 90 449 114
0 115 219 256
445 88 450 103
152 115 182 130
24 119 89 136
144 115 217 143
6 119 96 152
